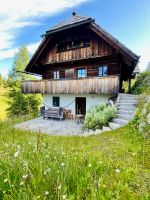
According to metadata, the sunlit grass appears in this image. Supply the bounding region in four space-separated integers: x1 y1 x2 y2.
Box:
0 120 149 199
0 86 8 120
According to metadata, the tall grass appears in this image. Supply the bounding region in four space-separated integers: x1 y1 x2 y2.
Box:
0 86 8 120
0 120 149 199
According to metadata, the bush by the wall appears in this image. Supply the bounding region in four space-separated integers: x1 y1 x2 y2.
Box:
132 72 150 95
84 103 117 129
135 95 150 138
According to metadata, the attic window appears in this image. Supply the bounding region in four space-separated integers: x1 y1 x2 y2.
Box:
57 38 90 52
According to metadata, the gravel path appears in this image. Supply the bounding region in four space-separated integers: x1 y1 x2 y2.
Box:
14 117 85 136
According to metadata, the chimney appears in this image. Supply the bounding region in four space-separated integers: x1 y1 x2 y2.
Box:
72 12 76 16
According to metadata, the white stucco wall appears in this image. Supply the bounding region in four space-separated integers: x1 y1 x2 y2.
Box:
43 94 111 117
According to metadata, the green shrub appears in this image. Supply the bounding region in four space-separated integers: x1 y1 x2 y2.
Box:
84 103 117 129
135 95 150 138
132 72 150 95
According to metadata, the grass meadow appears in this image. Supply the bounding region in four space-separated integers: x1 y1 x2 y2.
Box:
0 86 8 120
0 120 149 200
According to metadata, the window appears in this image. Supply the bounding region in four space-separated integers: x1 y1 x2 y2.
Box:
77 68 86 78
53 71 60 79
52 97 60 107
65 68 74 78
98 66 107 77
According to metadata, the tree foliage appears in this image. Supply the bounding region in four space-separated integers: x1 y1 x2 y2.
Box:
132 71 150 95
0 73 3 86
7 46 40 118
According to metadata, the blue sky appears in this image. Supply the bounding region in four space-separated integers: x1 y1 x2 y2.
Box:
0 0 150 77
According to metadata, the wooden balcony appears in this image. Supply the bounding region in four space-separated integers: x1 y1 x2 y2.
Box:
21 76 120 95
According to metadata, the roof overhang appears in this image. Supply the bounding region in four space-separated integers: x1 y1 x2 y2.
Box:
42 18 95 37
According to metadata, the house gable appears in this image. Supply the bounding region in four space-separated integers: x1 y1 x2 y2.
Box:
25 13 139 82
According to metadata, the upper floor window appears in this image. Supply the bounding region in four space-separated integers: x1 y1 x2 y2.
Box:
98 66 107 77
65 68 74 79
53 71 60 79
77 68 86 78
52 96 60 107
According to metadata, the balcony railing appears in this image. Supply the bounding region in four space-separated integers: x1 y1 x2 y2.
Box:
21 76 120 95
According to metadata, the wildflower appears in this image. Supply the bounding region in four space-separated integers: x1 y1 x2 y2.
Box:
20 181 24 186
147 113 150 124
115 169 120 173
61 163 65 166
88 163 92 167
22 175 28 180
45 191 49 195
58 185 61 190
22 161 28 167
4 144 8 148
14 151 19 158
62 195 67 199
4 179 8 183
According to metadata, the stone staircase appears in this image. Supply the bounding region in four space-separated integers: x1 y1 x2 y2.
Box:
108 93 138 130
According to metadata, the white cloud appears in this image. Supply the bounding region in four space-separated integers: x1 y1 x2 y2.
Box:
0 0 89 60
0 42 40 60
137 47 150 72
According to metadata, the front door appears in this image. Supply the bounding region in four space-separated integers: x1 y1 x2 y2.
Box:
75 97 86 115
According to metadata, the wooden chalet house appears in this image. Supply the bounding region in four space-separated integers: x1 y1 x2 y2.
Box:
22 13 139 117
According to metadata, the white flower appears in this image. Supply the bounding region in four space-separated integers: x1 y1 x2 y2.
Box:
20 181 24 186
22 175 28 180
115 169 120 173
88 164 92 167
62 195 67 199
147 113 150 124
58 185 61 190
4 179 8 183
61 163 65 166
45 191 49 195
14 151 19 158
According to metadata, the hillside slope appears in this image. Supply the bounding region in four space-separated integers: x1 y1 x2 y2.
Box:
0 86 8 120
0 121 149 199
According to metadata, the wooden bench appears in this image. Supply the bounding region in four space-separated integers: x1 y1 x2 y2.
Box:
43 107 64 120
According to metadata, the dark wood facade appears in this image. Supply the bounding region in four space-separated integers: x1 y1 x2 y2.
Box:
22 14 139 94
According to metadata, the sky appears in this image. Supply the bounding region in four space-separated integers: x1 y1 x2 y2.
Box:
0 0 150 77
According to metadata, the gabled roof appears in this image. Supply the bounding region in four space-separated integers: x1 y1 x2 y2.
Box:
25 13 140 73
42 13 94 36
90 23 140 64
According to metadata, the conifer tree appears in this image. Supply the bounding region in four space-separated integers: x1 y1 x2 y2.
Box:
7 46 40 117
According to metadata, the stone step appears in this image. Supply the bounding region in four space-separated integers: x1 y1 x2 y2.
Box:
117 110 135 115
113 118 129 125
116 114 133 120
118 103 136 107
117 106 135 111
119 96 137 100
119 100 137 104
109 122 122 130
102 126 112 131
119 93 138 97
